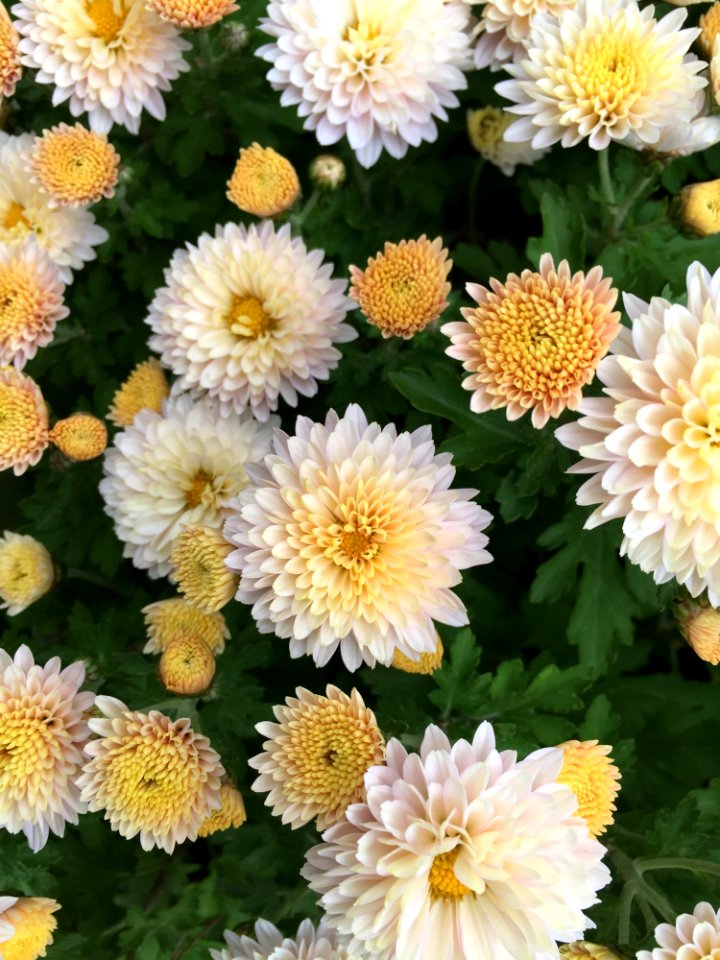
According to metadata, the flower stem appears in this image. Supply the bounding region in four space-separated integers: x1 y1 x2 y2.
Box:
290 190 321 231
598 148 616 207
636 856 720 877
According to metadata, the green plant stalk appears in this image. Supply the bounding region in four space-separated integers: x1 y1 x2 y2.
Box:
598 148 616 207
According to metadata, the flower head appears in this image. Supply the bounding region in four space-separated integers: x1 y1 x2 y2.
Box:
12 0 191 134
309 155 346 192
561 943 623 960
0 238 68 368
392 634 444 674
226 144 300 218
443 254 621 428
170 525 237 612
147 0 236 28
210 919 353 960
198 782 246 837
257 0 474 168
0 645 94 851
678 180 720 236
143 597 229 654
0 532 53 616
467 106 549 176
49 413 107 461
250 685 385 831
700 3 720 59
637 903 720 960
158 634 216 696
557 739 621 837
496 0 707 151
0 367 48 476
304 722 610 960
146 222 355 420
78 695 223 853
100 394 275 576
107 358 170 427
675 596 720 665
556 263 720 605
30 124 119 208
225 405 493 670
0 897 59 960
0 6 22 100
474 0 578 71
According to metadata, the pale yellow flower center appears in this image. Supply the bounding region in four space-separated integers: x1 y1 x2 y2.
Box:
0 383 45 462
3 203 30 233
0 706 58 800
86 0 126 42
0 268 41 339
185 469 215 507
571 25 654 123
226 295 276 339
325 500 383 574
343 17 393 71
428 847 473 903
1 905 57 960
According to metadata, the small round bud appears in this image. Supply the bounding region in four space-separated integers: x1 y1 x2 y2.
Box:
227 143 300 218
220 21 250 52
677 180 720 237
309 154 346 192
49 413 107 461
158 634 216 696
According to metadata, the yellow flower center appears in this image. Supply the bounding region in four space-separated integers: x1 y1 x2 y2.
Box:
571 25 654 124
226 295 275 339
343 18 392 70
86 0 125 42
428 847 473 903
32 127 119 207
0 706 59 801
185 469 215 507
325 499 383 574
1 905 58 960
0 383 45 462
3 202 30 232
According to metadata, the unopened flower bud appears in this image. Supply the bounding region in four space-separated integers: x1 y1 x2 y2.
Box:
677 179 720 237
158 634 216 696
220 20 250 52
675 595 720 665
49 413 107 461
309 154 346 192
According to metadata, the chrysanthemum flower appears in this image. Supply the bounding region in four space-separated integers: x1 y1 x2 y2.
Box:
467 106 549 176
349 236 452 340
474 0 578 71
158 634 216 696
142 597 229 654
443 254 621 429
49 413 108 462
0 897 59 960
675 596 720 665
198 782 246 837
304 722 610 960
107 358 170 427
0 367 49 476
30 124 119 208
700 3 720 59
12 0 191 135
557 739 621 838
678 179 720 236
210 919 352 960
496 0 706 151
392 635 444 674
0 645 94 852
250 685 385 830
257 0 474 169
0 532 54 616
78 695 223 853
626 91 720 157
561 943 623 960
147 0 236 28
225 405 493 670
170 525 237 612
637 903 720 960
226 144 300 218
0 6 22 102
309 155 346 193
0 238 68 369
146 222 355 421
556 262 720 605
100 394 275 577
0 134 108 283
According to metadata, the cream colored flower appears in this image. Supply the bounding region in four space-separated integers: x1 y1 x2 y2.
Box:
49 413 107 461
474 0 578 71
557 739 621 838
146 222 355 421
303 722 610 960
142 597 229 654
107 358 170 427
198 782 246 837
0 897 59 960
158 634 215 696
0 645 94 852
78 695 223 853
226 144 300 218
210 919 353 960
225 404 493 670
0 238 68 369
100 394 275 577
496 0 706 151
170 525 237 612
147 0 236 28
0 532 53 615
637 903 720 960
0 5 22 102
257 0 474 168
0 367 49 476
30 124 119 208
625 90 720 157
556 262 720 605
467 106 549 175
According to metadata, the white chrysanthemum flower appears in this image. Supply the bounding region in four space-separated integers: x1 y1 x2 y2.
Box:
625 89 720 157
146 222 355 422
224 404 493 671
474 0 578 71
0 134 108 283
100 395 276 578
556 262 720 605
12 0 191 135
637 902 720 960
0 644 94 852
303 722 611 960
496 0 706 151
211 919 355 960
257 0 474 169
0 5 22 102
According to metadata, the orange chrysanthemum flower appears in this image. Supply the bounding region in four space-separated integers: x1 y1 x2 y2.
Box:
557 739 621 838
158 634 216 696
30 124 120 208
392 635 444 674
197 781 246 836
0 896 59 960
0 6 21 101
0 368 49 475
148 0 237 28
107 358 170 427
443 253 621 428
226 143 301 218
49 413 108 461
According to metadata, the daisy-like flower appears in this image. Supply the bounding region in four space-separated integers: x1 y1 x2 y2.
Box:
225 405 493 670
0 5 22 102
0 134 108 283
107 358 170 427
100 394 275 577
78 695 223 853
0 897 59 960
675 595 720 665
349 236 452 340
49 413 108 461
30 124 119 208
170 525 237 612
250 685 386 830
0 645 94 852
443 254 621 429
637 903 720 960
147 0 237 28
557 739 621 838
0 367 49 476
12 0 191 135
392 634 444 674
211 919 352 960
556 262 720 605
198 781 246 837
304 722 611 960
467 106 549 176
0 532 54 616
142 597 229 654
146 222 355 421
158 634 216 696
226 144 300 219
561 944 622 960
257 0 474 169
496 0 707 151
0 238 68 369
474 0 578 71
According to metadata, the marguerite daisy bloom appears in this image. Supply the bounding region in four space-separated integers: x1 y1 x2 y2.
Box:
303 722 611 960
0 5 22 101
12 0 191 134
637 903 720 960
0 532 54 616
0 367 49 476
210 919 353 960
224 404 493 670
0 897 59 960
473 0 578 71
30 123 120 208
257 0 475 169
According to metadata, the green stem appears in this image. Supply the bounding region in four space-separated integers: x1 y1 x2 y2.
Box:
636 857 720 878
617 881 637 945
290 190 321 231
468 157 486 239
598 148 616 207
611 175 654 236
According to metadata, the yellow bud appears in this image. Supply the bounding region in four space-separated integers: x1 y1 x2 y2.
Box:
49 413 107 461
227 144 301 218
675 596 720 665
677 179 720 237
700 2 720 57
158 634 216 696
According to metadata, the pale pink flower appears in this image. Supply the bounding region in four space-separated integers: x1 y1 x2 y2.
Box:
637 903 720 960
